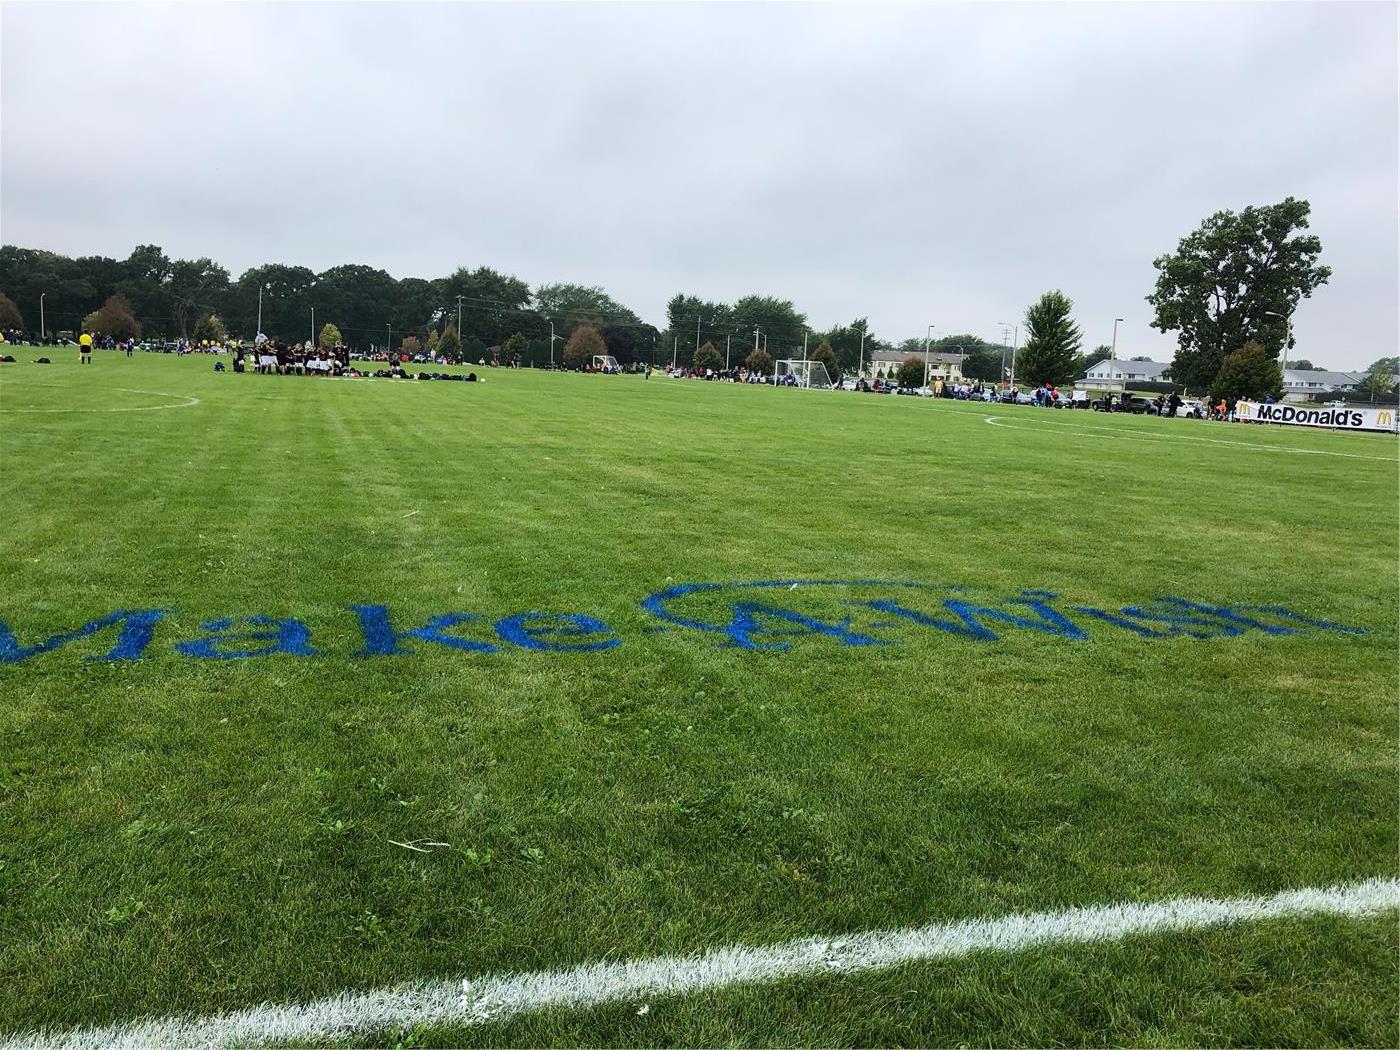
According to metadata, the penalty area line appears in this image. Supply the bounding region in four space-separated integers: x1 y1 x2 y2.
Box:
8 876 1398 1049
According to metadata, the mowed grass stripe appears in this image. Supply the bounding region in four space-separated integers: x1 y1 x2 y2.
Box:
0 355 1395 1043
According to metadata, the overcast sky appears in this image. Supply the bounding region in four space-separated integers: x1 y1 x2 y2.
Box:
2 1 1395 367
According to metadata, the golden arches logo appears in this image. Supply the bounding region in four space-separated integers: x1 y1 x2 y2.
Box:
1378 410 1393 426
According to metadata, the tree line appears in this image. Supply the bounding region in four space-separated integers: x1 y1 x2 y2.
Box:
3 196 1393 400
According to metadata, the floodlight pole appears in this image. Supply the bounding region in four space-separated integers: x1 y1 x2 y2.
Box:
257 285 263 336
549 321 559 367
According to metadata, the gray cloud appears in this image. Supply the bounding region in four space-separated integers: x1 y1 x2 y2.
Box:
2 1 1394 367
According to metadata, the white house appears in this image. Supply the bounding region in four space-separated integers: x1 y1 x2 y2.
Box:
1280 369 1366 400
1077 358 1171 391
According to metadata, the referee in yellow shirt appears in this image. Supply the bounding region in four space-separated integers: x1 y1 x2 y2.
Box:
79 331 93 364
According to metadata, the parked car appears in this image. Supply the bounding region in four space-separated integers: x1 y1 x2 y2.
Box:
1091 394 1154 414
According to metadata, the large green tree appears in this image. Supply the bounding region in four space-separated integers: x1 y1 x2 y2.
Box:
536 283 641 339
564 323 607 368
895 357 926 389
1017 290 1082 386
1209 340 1282 402
1148 197 1330 391
194 312 228 343
0 293 24 331
438 324 461 362
694 341 724 372
745 348 773 375
809 340 839 384
83 293 142 341
318 322 343 349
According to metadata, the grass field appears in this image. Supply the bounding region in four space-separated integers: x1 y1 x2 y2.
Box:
1 350 1397 1047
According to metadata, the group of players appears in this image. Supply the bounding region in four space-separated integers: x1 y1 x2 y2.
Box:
233 340 352 376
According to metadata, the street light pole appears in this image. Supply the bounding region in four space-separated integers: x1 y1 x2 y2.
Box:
858 327 867 378
672 336 678 369
456 295 464 344
257 284 262 336
39 293 45 341
1009 326 1020 387
1110 317 1124 382
549 321 558 367
695 315 702 359
310 307 315 348
725 333 732 371
924 323 935 387
387 323 392 357
1264 309 1293 397
998 321 1012 385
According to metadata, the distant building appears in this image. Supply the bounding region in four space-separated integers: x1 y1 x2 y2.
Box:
1077 358 1171 390
1280 368 1367 399
864 350 965 382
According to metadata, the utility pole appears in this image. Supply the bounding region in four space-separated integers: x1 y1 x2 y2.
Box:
671 336 678 369
387 323 392 357
695 315 702 358
1009 326 1020 387
858 327 867 378
1110 317 1124 382
549 321 559 367
39 293 45 341
456 295 464 343
725 333 732 370
310 306 315 348
257 284 263 336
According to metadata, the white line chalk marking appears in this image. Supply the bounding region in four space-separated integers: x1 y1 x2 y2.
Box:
0 388 201 414
984 415 1397 462
9 876 1396 1049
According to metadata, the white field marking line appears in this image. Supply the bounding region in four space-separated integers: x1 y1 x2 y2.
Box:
984 415 1397 462
9 877 1396 1050
0 388 201 414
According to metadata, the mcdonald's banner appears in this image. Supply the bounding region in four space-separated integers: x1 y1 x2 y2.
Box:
1235 401 1399 433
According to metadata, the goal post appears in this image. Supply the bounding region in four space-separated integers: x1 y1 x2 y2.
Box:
774 359 834 389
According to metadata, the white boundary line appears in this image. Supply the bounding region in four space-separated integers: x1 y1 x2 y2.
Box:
983 415 1397 462
0 388 201 414
9 876 1396 1049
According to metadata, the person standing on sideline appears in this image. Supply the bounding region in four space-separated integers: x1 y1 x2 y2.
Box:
79 331 93 364
125 338 133 358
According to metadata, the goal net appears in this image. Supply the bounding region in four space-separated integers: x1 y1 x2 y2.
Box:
775 359 834 389
592 355 620 372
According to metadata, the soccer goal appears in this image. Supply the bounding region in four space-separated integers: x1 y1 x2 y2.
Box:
774 359 834 389
591 355 620 372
